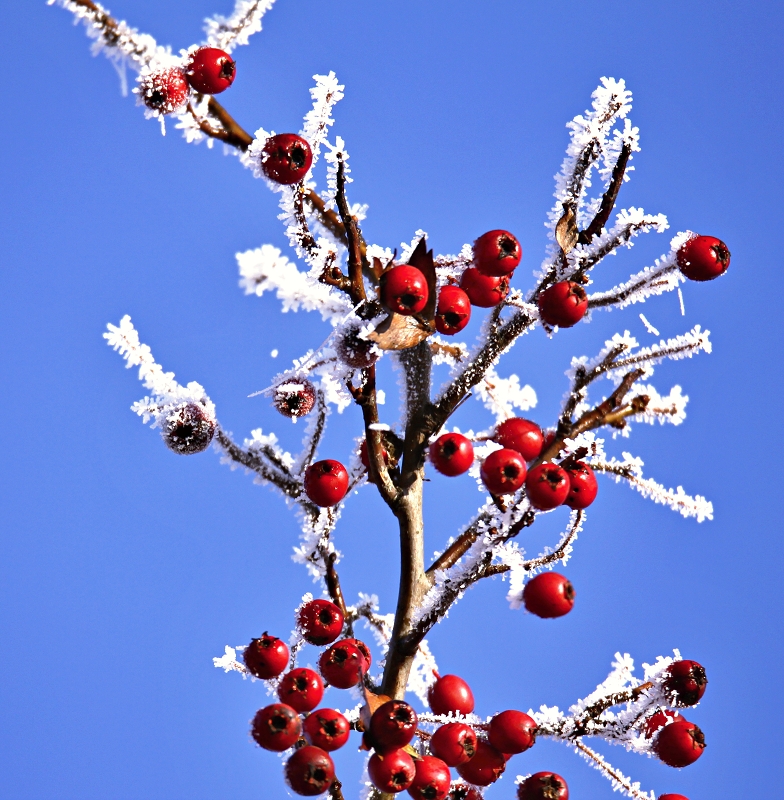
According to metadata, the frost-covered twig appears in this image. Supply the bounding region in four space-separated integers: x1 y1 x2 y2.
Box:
204 0 276 53
573 741 655 800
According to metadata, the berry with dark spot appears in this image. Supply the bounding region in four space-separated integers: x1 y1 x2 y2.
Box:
677 235 730 281
243 633 289 679
455 740 506 787
435 285 472 335
664 660 708 706
298 599 344 645
250 703 301 751
460 268 510 308
564 461 598 509
493 418 543 462
516 771 569 799
262 133 313 185
487 710 537 754
481 448 527 495
318 639 366 689
368 749 416 793
370 700 418 752
407 755 452 800
473 230 522 277
273 378 317 418
341 637 372 671
523 572 575 618
303 708 350 751
449 785 482 800
277 668 324 713
285 745 335 796
429 433 474 477
427 673 475 716
380 265 429 315
335 323 379 368
161 402 215 454
304 459 349 507
654 720 706 768
186 46 236 94
538 281 588 328
525 462 570 509
430 723 477 767
139 68 188 114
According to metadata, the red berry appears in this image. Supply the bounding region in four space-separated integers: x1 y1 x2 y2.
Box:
342 637 372 670
335 323 378 368
644 710 684 739
304 460 349 507
487 710 537 754
380 265 429 315
368 749 416 793
277 668 324 713
538 281 588 328
654 720 706 768
664 660 708 706
360 439 389 470
658 795 690 800
428 674 475 716
429 433 474 477
493 418 543 461
139 68 188 114
525 462 570 510
303 708 350 751
435 286 472 335
250 703 302 751
449 785 483 800
298 599 344 645
318 639 366 688
460 268 510 308
564 461 598 509
407 755 452 800
243 634 289 679
677 235 730 281
473 230 522 277
161 402 215 454
480 448 527 495
186 47 236 94
455 740 505 787
285 745 335 796
430 722 477 766
523 572 575 618
273 378 317 418
370 700 418 752
516 772 569 800
261 133 313 185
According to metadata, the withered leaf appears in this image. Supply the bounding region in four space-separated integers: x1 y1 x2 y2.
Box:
366 312 434 351
555 204 579 254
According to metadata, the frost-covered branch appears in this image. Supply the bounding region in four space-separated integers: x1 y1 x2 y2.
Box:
572 742 655 800
204 0 276 53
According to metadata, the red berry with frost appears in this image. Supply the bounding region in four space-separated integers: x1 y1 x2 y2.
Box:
407 756 452 800
487 710 537 754
644 710 684 739
493 418 543 461
517 772 569 800
342 637 372 670
250 703 302 751
186 47 236 94
449 785 482 800
370 700 418 751
428 673 475 716
298 599 344 645
273 378 317 419
262 133 313 185
243 633 289 679
523 572 575 618
139 68 188 114
654 720 706 767
336 323 378 368
161 402 215 454
664 660 708 706
473 230 522 277
318 639 366 688
481 448 527 495
538 281 588 328
304 459 349 507
303 708 350 751
435 286 472 335
277 668 324 713
455 740 505 787
564 461 598 509
430 723 477 766
368 749 416 793
380 265 429 315
429 433 474 476
525 462 570 509
460 268 510 308
677 235 730 281
285 745 335 796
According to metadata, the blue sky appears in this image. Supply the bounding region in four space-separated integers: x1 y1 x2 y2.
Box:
1 1 782 798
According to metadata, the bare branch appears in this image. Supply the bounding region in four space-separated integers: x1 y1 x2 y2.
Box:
578 142 632 244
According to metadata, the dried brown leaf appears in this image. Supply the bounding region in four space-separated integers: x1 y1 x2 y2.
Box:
366 312 434 351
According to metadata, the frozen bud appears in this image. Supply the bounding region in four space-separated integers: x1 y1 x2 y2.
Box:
335 324 379 369
161 402 215 454
273 379 316 419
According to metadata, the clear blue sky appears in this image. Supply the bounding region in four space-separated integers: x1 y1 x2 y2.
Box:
1 1 782 799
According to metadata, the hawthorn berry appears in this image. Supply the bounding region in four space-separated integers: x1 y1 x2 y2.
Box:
303 708 350 751
677 235 730 282
261 133 313 185
368 749 416 793
318 639 366 688
342 637 372 671
455 740 506 787
428 673 475 716
335 323 378 368
658 795 690 800
161 402 215 454
473 230 522 277
277 668 324 713
487 710 537 754
243 633 289 679
429 433 474 477
516 772 569 800
429 722 477 766
139 68 188 114
407 756 452 800
654 720 706 768
186 47 236 95
285 745 335 796
435 285 472 335
664 660 708 706
493 418 543 462
460 268 510 308
298 599 344 645
370 700 418 751
273 378 317 418
449 785 482 800
538 281 588 328
523 572 575 618
304 459 349 507
480 448 527 495
564 461 598 509
644 710 684 739
250 703 302 751
525 462 570 509
380 265 429 315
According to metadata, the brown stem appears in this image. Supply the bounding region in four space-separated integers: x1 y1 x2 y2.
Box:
325 552 349 621
578 142 632 245
328 776 345 800
572 682 653 736
334 155 367 306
